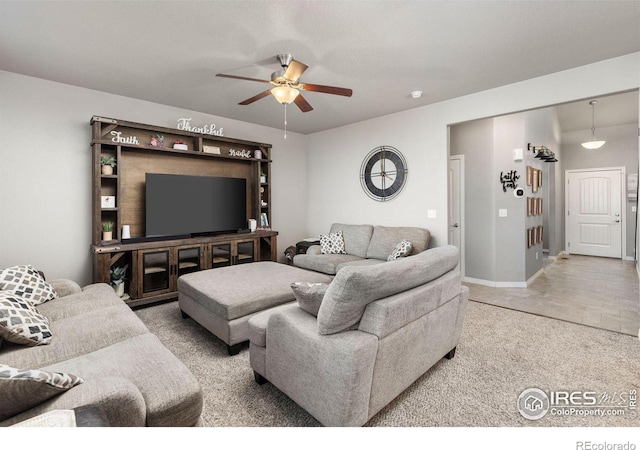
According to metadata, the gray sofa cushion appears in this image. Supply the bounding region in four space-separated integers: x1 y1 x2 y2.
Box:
334 258 385 272
317 245 459 335
37 283 125 322
329 223 374 258
365 226 431 260
1 304 149 370
293 253 362 275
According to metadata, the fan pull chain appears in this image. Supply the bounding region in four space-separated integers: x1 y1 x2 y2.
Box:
283 103 288 139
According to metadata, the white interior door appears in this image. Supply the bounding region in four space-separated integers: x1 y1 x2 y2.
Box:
448 155 464 275
566 168 623 258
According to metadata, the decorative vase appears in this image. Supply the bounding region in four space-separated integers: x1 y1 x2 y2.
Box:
113 283 125 297
102 231 112 241
101 165 114 175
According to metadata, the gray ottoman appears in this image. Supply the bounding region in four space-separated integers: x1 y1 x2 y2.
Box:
177 262 332 355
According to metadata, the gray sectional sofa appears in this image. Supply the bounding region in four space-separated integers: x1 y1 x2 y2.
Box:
293 223 431 274
250 245 468 426
1 280 203 427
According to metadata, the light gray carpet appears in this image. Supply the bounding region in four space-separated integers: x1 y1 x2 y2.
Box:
135 300 640 427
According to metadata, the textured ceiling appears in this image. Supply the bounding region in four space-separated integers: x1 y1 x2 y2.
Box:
1 1 639 134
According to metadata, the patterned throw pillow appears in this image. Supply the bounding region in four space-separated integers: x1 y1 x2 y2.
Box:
0 265 57 306
291 282 330 317
320 231 347 255
0 291 53 346
387 240 413 261
0 364 84 421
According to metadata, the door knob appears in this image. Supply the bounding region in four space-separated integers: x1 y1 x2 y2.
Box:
614 219 621 223
451 223 459 228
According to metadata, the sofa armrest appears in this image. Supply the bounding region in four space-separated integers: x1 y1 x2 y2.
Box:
265 307 378 426
305 245 322 255
0 377 147 427
48 279 83 297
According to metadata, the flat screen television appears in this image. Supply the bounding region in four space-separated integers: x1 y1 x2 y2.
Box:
145 173 247 238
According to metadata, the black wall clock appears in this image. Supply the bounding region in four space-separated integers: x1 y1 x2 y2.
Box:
360 146 408 202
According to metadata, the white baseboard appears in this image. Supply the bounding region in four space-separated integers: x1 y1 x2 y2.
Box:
623 255 635 261
463 277 527 288
527 268 544 285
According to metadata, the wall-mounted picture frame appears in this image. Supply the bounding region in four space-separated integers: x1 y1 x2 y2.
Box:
527 228 533 248
538 225 544 244
536 197 543 215
527 197 533 216
532 170 539 193
536 168 542 188
526 166 533 186
532 226 538 245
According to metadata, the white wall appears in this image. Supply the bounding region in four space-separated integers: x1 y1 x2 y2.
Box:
2 53 638 285
306 53 640 263
0 71 307 285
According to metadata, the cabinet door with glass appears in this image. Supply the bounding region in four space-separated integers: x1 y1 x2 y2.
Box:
235 239 257 265
209 242 232 268
137 248 172 298
176 245 204 277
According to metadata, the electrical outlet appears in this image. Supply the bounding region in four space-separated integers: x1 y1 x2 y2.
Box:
498 209 508 217
633 206 637 212
427 209 437 219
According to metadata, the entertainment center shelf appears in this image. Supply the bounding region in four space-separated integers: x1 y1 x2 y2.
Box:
91 116 277 308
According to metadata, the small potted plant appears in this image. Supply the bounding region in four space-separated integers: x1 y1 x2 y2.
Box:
260 172 267 184
110 264 128 297
100 155 116 175
102 222 114 241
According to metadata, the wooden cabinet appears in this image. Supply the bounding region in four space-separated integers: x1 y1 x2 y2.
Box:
135 244 204 299
207 238 257 268
90 116 278 308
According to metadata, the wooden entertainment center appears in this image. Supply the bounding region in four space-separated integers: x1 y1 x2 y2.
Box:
91 116 277 308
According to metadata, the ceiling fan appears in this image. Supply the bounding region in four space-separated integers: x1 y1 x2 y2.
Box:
216 54 353 112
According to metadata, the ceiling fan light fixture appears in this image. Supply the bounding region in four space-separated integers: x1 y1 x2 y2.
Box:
271 86 299 105
581 100 606 150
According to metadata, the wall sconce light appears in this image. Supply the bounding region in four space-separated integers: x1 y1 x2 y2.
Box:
527 143 558 163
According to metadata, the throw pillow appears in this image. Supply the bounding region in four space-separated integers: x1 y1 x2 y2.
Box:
291 282 330 317
0 291 53 346
0 364 84 421
0 265 57 306
387 240 413 261
319 231 347 255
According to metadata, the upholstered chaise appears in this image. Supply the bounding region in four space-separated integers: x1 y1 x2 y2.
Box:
249 245 468 426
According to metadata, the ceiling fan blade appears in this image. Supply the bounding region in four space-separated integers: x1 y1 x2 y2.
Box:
283 60 308 82
300 83 353 97
294 94 314 113
239 90 272 105
216 73 271 84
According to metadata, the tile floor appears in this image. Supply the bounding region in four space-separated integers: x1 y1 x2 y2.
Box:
465 254 640 336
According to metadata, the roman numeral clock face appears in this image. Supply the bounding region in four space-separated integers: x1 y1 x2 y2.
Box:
360 146 408 202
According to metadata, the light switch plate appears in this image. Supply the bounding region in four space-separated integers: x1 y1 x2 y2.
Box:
498 209 508 217
427 209 437 219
